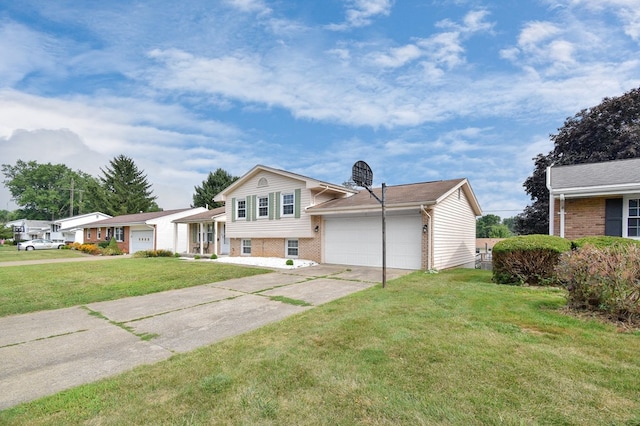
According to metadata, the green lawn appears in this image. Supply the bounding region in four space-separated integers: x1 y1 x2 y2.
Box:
0 244 90 262
0 257 271 317
2 269 639 425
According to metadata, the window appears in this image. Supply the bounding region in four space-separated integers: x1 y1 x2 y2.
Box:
237 199 246 219
97 228 101 239
86 228 91 239
206 224 214 242
286 239 299 257
241 239 251 255
628 198 640 237
115 227 124 242
257 196 269 218
258 177 268 187
282 193 294 216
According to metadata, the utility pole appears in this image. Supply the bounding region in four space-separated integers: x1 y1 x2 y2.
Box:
69 178 74 217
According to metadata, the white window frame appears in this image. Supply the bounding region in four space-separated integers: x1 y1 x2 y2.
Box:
115 227 125 242
624 195 640 239
241 239 251 255
282 193 294 216
86 228 91 239
97 228 101 240
286 239 299 258
257 196 269 218
237 198 247 220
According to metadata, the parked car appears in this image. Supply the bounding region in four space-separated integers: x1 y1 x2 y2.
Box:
17 239 65 251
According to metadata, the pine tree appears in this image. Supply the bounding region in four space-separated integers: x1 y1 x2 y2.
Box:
192 168 238 209
96 155 158 215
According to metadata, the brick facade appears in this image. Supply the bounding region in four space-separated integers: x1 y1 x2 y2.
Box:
229 234 322 262
552 197 606 239
84 226 130 253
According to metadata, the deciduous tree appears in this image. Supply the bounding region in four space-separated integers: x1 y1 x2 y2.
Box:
516 87 640 234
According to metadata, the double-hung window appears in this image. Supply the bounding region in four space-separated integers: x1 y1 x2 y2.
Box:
286 239 299 257
87 228 91 239
628 198 640 237
282 193 294 216
115 227 125 242
241 239 251 255
237 199 246 220
257 196 269 218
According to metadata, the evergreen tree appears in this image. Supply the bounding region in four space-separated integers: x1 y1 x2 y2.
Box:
516 87 640 234
94 155 158 215
192 168 238 209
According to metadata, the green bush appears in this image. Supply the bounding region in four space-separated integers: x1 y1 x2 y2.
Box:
492 235 571 286
101 237 123 256
133 249 174 258
174 252 181 258
194 255 201 260
556 244 640 321
98 240 110 249
210 254 218 259
286 259 294 266
571 236 640 250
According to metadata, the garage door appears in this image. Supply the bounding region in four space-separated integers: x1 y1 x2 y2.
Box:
130 230 154 253
324 213 423 269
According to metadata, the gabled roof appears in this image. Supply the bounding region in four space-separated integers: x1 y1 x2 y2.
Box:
308 178 482 215
173 206 226 223
54 212 112 225
214 164 357 202
81 208 195 227
548 158 640 197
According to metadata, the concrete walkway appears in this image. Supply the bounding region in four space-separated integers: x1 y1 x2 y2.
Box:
0 264 412 410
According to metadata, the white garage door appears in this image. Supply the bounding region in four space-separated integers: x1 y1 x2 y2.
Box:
130 230 154 253
324 213 423 269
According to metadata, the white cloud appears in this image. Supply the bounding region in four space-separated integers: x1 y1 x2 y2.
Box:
326 0 393 31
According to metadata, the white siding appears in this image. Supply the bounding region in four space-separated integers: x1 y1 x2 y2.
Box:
226 171 315 238
432 187 477 269
148 208 206 251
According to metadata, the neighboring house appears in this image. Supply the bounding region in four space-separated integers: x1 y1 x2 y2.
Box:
172 206 227 256
5 219 53 241
51 212 112 244
475 238 505 260
547 158 640 240
81 208 206 253
214 165 482 270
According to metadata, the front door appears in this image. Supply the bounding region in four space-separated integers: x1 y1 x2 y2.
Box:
220 223 230 255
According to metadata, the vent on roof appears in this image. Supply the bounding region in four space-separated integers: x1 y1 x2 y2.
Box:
258 177 268 187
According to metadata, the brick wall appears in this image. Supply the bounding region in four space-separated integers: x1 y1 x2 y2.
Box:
229 234 322 262
84 226 130 253
553 197 606 239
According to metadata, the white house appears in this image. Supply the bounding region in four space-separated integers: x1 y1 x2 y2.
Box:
214 165 482 270
51 212 112 243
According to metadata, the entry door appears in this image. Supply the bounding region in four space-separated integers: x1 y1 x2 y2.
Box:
220 224 230 255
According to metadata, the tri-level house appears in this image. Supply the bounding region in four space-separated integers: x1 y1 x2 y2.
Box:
214 165 482 270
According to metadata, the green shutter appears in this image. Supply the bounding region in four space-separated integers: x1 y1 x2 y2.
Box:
231 198 236 222
294 188 301 218
269 192 275 220
251 195 257 221
246 196 251 221
275 192 281 220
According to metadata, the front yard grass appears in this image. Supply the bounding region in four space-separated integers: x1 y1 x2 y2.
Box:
2 269 639 424
0 257 271 317
0 244 89 262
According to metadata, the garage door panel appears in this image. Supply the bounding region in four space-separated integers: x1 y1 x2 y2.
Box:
130 230 154 253
324 215 422 269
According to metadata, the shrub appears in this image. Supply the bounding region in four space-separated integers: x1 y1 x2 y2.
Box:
571 236 640 250
78 243 101 255
556 244 640 322
133 249 174 258
98 240 110 249
286 259 294 266
210 254 218 259
492 235 571 286
101 237 123 256
194 255 201 260
174 252 181 258
70 242 82 251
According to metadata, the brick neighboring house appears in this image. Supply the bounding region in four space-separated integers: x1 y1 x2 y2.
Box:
547 158 640 240
80 208 206 254
214 164 482 270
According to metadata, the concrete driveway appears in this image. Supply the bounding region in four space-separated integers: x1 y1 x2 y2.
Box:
0 264 412 410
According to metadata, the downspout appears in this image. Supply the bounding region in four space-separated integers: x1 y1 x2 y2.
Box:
559 194 565 238
199 222 204 255
546 166 554 236
420 205 432 271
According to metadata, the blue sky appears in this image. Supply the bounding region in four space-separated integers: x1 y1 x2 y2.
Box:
1 0 639 217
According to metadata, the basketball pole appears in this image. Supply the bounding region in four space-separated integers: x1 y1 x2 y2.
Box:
381 182 386 288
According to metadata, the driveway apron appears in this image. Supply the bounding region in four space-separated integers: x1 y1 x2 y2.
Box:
0 264 413 410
